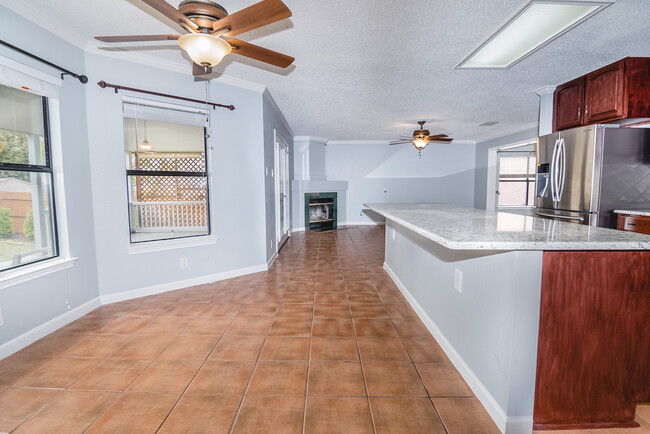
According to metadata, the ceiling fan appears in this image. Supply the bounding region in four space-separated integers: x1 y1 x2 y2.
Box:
95 0 294 76
389 121 453 156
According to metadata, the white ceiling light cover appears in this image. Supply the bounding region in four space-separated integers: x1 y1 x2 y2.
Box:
458 1 613 69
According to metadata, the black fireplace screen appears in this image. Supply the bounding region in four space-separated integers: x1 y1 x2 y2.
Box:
305 192 337 231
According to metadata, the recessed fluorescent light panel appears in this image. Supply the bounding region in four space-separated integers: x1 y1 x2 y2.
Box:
457 1 614 69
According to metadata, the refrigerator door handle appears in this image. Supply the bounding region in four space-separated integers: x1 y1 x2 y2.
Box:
550 138 561 203
557 138 567 202
536 211 585 221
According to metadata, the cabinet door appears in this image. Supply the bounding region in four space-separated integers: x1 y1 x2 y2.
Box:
585 59 626 124
553 77 584 131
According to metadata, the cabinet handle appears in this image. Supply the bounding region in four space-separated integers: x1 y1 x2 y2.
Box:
627 223 638 226
577 107 581 118
585 105 589 115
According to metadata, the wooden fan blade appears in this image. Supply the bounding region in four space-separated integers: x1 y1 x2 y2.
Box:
95 35 181 43
141 0 198 32
428 134 449 139
215 0 292 37
429 137 454 143
227 38 294 68
192 63 213 76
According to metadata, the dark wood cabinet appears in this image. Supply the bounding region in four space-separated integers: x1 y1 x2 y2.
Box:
553 57 650 131
553 77 585 131
617 213 650 235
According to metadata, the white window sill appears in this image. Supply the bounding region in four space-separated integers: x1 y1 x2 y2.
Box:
128 235 218 255
0 257 78 291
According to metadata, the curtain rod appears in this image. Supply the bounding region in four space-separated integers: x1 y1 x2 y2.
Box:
0 39 88 84
97 81 235 111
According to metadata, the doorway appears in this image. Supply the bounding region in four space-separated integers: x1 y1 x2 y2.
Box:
275 132 290 250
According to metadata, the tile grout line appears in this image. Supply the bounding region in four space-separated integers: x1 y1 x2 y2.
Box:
300 236 317 434
349 255 378 434
226 260 293 434
151 285 244 434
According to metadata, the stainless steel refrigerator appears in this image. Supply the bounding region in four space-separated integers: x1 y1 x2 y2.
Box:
535 124 650 228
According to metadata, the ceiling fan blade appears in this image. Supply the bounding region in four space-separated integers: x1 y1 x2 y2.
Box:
226 38 294 68
215 0 292 37
141 0 198 32
429 137 454 143
95 35 181 43
428 134 449 139
389 141 411 145
192 63 213 76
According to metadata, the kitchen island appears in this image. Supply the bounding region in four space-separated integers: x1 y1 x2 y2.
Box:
363 203 650 433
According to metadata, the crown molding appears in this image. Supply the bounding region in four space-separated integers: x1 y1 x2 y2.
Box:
327 140 390 145
475 122 539 143
294 136 328 144
535 85 556 96
216 74 266 93
263 88 294 137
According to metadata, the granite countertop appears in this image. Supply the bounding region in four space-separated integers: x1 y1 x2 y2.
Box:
614 209 650 217
363 203 650 251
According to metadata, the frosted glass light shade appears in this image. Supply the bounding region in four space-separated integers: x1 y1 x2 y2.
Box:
178 33 232 67
413 138 429 149
458 1 612 69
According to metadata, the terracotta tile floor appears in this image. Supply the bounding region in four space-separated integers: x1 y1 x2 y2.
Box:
0 226 648 433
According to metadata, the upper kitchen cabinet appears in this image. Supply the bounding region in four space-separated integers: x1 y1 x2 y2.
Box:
553 57 650 132
554 76 585 131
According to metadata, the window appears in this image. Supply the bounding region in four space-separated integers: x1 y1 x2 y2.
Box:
497 146 536 207
123 100 210 243
0 84 58 271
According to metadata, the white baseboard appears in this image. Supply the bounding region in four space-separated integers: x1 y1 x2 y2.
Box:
384 262 516 434
291 227 305 232
99 263 268 305
266 251 278 269
342 221 385 226
0 297 101 360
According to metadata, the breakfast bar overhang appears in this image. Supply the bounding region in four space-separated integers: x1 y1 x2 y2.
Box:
364 203 650 434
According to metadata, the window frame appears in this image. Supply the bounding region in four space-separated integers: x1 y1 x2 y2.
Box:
122 100 212 244
496 150 536 209
0 87 60 272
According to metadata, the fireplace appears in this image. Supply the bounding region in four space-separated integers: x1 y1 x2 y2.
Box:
305 192 337 231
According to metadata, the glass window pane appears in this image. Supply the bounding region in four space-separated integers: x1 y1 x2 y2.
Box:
127 175 208 243
0 85 47 166
499 156 529 175
123 118 205 171
0 171 57 270
498 181 529 207
527 156 537 175
527 181 535 206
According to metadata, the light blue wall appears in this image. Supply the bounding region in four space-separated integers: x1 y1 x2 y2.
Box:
0 4 276 348
326 141 476 224
0 5 100 344
84 53 268 296
262 91 293 262
473 128 538 210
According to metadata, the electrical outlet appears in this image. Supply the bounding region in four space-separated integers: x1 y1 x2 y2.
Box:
66 299 71 311
454 268 463 293
180 257 188 269
0 307 3 326
392 228 395 240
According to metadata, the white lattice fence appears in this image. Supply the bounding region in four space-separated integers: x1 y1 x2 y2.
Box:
131 201 207 232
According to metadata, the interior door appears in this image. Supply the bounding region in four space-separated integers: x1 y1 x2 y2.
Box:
276 136 290 249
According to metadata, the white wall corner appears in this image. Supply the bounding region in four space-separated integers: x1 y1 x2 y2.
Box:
535 86 556 137
0 297 101 360
263 89 294 137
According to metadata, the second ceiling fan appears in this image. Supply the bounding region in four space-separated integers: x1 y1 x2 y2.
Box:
390 121 453 157
95 0 294 75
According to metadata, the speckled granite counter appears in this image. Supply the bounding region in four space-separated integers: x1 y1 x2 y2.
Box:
363 203 650 251
614 209 650 217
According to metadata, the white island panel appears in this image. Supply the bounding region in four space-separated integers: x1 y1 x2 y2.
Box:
384 220 542 433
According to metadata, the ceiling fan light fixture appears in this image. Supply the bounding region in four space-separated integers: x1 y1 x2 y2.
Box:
178 33 232 67
413 138 429 149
